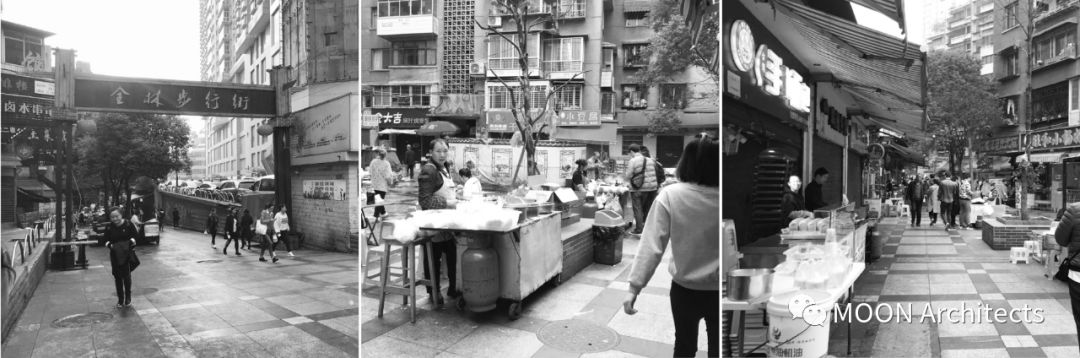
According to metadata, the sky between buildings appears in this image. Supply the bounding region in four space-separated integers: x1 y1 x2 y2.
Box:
2 0 206 133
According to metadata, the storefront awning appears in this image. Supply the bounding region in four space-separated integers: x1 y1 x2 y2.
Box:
17 188 50 203
378 129 416 135
769 0 926 132
1016 152 1080 163
886 143 925 166
846 0 905 30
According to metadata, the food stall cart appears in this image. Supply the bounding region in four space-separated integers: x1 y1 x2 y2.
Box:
409 204 563 319
724 204 868 357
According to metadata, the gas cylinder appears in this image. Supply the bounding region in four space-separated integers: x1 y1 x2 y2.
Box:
581 198 599 219
869 227 884 261
461 234 500 312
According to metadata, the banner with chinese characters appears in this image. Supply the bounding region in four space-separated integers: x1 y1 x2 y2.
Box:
485 109 552 133
74 75 276 117
1024 127 1080 152
553 110 601 127
372 108 429 129
975 135 1021 154
302 180 348 201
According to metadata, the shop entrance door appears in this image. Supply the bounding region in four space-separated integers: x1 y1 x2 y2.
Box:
1062 156 1080 209
655 135 684 168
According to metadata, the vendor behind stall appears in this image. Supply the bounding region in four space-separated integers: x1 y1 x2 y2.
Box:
572 159 589 192
781 175 814 228
417 138 461 304
804 167 829 211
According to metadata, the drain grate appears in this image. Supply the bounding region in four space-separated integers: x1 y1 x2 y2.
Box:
536 319 620 353
196 259 223 264
52 312 113 328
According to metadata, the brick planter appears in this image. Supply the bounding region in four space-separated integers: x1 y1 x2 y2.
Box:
981 218 1051 250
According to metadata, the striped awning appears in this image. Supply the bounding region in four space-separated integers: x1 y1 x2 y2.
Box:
771 0 926 133
847 0 905 30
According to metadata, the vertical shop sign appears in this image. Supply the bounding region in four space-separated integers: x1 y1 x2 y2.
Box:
493 148 513 177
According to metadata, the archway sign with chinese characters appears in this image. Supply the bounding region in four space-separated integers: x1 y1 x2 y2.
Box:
73 74 276 117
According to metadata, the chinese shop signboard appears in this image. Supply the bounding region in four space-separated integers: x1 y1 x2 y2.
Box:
373 108 430 129
293 94 357 157
485 109 552 133
554 110 601 127
74 75 275 117
975 135 1021 154
1024 126 1080 152
724 2 811 125
2 73 56 122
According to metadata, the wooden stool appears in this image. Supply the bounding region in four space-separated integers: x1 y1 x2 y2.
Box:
363 221 404 289
377 225 441 324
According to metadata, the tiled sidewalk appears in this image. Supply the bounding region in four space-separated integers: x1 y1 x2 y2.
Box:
2 227 360 358
848 216 1079 358
360 237 712 358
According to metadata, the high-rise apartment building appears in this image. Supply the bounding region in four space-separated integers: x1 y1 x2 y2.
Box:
361 0 718 166
199 0 282 180
924 0 996 75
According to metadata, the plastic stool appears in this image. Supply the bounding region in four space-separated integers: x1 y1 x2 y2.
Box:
899 204 911 218
1010 247 1030 264
377 225 441 324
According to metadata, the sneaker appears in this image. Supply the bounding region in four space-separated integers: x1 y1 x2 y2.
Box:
259 257 267 262
116 302 124 309
235 253 242 256
288 252 295 257
212 245 217 249
272 257 279 263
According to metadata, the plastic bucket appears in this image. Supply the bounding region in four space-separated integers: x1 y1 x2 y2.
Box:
766 290 832 358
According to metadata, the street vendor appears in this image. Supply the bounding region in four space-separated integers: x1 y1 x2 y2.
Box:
780 174 814 229
417 138 461 305
804 167 829 211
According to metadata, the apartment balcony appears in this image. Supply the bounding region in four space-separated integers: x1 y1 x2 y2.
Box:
486 58 541 77
376 15 440 38
1034 44 1078 70
542 60 583 80
1035 0 1079 25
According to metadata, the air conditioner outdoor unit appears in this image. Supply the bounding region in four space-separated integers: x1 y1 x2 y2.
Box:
488 16 502 27
470 61 486 76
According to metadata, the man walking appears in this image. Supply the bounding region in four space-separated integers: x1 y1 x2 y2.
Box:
404 144 417 181
939 174 959 229
171 207 181 229
624 144 660 235
906 176 926 227
958 175 974 229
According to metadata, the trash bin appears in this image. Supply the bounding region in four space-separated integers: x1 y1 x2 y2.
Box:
593 210 625 265
869 227 884 261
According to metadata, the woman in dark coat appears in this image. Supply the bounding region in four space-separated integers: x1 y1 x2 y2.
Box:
222 209 240 256
780 175 813 229
103 209 138 308
1055 202 1080 347
240 209 254 250
206 209 219 249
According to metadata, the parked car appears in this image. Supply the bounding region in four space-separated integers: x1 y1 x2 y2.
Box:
249 175 275 192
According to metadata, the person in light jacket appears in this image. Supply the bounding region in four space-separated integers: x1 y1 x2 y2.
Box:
624 144 660 235
926 177 941 226
274 205 293 257
368 149 396 218
623 134 719 358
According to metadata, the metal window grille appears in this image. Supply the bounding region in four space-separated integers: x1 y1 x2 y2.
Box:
556 84 583 110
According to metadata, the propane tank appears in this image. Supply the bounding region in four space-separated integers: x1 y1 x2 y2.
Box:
460 234 499 312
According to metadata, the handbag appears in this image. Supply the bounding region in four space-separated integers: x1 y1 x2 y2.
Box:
1055 247 1080 281
128 249 140 272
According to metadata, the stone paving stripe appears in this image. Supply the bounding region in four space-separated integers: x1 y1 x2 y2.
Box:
979 293 1006 301
322 335 360 358
295 321 347 341
614 334 682 358
158 303 202 313
889 269 968 274
928 294 982 301
939 335 1006 350
974 283 1002 294
567 275 610 289
360 308 411 344
1005 347 1048 358
1002 335 1040 348
994 322 1032 336
531 345 581 358
877 294 933 302
1002 292 1070 300
234 319 291 334
1033 334 1080 347
261 305 302 319
308 307 360 322
188 326 241 339
238 296 259 301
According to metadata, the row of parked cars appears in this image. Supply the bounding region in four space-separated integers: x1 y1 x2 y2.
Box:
169 175 276 195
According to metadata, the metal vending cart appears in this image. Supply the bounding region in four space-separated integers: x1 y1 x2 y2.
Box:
421 211 563 319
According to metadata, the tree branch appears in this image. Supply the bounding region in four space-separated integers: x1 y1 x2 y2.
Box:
533 70 590 125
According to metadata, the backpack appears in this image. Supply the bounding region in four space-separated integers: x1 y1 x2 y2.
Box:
653 159 666 185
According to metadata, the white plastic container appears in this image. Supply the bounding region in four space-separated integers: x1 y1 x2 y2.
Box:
766 290 833 358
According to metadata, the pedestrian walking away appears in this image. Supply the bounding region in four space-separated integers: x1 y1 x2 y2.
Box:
369 148 395 218
624 134 720 358
927 176 940 226
258 204 277 263
274 205 294 256
157 208 166 232
172 207 181 228
223 208 241 256
206 209 219 249
404 144 417 180
939 174 959 229
104 209 139 308
906 176 925 227
240 209 254 250
624 144 660 235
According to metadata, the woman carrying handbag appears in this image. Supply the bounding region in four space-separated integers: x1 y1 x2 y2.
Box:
104 209 139 308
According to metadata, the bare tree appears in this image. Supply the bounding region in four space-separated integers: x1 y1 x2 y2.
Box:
998 0 1037 218
476 0 588 186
